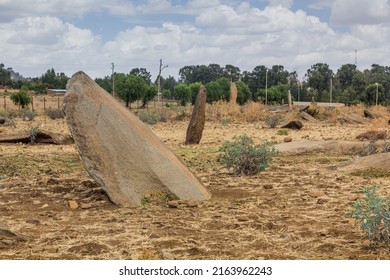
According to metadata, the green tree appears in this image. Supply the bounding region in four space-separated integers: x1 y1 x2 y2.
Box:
130 68 152 84
224 64 241 82
306 63 334 102
0 63 11 87
10 85 31 108
95 76 113 94
174 83 191 106
205 77 230 103
236 81 252 105
141 84 157 108
189 82 203 105
115 73 147 108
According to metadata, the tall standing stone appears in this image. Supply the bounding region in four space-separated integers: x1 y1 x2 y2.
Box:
64 71 211 206
185 86 206 145
229 82 237 104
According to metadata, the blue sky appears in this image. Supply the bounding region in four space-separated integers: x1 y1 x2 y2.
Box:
1 0 390 80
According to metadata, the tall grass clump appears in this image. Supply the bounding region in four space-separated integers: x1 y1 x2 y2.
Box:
219 134 277 175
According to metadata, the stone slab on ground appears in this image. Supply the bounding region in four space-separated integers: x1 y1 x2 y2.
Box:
331 152 390 172
64 71 211 206
274 140 375 155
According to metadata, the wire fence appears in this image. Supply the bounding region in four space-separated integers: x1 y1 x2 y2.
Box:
0 94 64 113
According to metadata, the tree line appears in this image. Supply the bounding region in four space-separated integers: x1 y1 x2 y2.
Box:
1 62 390 107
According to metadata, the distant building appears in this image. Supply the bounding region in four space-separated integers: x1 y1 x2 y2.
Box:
47 89 66 96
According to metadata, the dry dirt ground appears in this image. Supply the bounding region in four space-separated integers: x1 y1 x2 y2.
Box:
1 105 390 260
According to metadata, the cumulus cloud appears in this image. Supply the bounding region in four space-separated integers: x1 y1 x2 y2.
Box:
331 0 390 25
1 1 390 80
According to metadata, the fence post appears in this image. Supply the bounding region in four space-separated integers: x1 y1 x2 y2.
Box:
3 96 5 111
43 97 46 111
31 96 34 111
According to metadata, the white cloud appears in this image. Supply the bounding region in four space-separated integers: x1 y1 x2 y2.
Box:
1 1 390 80
331 0 390 25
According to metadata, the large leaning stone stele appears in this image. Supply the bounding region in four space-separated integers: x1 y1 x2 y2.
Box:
64 71 211 206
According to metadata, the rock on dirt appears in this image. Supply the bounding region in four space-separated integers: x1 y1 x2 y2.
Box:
64 71 211 207
337 114 368 124
274 140 374 155
356 130 387 141
281 120 303 130
300 111 317 122
331 152 390 172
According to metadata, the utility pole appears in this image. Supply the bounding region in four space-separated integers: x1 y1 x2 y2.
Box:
265 68 268 106
157 59 168 105
111 62 115 97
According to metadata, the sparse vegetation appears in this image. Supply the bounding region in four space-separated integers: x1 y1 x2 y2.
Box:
264 114 284 128
219 134 277 175
277 129 288 135
138 111 161 125
29 126 40 143
348 186 390 244
20 109 37 121
45 108 65 119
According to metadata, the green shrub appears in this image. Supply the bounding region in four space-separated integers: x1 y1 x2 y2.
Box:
264 114 284 128
138 111 161 125
277 129 288 135
219 134 277 175
348 186 390 244
45 108 65 119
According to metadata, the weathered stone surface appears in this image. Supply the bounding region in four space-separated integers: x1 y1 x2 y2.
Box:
337 113 368 124
229 82 237 104
274 140 376 155
64 71 211 206
300 111 317 122
363 109 377 119
332 152 390 172
356 130 387 140
185 86 206 145
0 130 73 144
281 120 303 130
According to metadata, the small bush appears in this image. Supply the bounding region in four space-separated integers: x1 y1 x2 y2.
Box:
277 129 288 136
219 134 277 175
20 110 37 121
348 186 390 244
45 108 65 119
10 86 31 108
264 114 284 128
221 117 229 126
138 111 161 125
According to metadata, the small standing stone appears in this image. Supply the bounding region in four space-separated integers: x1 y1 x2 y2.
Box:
185 86 207 145
229 82 237 104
